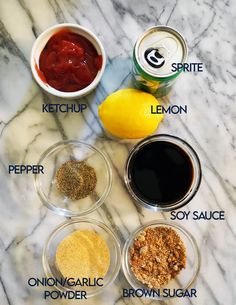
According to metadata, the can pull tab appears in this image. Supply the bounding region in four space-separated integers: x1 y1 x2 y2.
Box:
144 48 165 68
144 37 179 69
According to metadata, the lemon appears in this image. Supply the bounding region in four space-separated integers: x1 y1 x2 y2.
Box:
98 88 164 139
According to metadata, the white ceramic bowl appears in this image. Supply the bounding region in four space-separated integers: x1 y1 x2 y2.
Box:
30 23 106 99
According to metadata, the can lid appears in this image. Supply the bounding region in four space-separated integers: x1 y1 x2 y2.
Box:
135 26 188 78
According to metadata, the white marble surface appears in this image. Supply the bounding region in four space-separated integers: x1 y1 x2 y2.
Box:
0 0 236 304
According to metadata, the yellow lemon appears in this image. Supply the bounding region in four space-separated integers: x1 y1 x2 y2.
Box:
98 88 164 139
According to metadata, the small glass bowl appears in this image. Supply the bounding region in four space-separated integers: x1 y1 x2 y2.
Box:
43 218 121 298
122 220 200 299
124 134 202 211
35 140 112 217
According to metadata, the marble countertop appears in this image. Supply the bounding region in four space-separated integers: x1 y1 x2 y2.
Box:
0 0 235 304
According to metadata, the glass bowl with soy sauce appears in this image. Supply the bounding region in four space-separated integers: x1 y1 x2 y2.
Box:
35 140 112 217
124 134 202 211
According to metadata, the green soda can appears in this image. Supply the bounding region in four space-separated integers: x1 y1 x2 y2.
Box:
132 26 188 98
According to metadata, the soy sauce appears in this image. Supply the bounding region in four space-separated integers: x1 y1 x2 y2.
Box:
128 141 194 206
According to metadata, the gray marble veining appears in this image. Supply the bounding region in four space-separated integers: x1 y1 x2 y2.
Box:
0 0 236 304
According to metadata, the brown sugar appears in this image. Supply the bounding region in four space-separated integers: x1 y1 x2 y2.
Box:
56 230 110 279
55 160 97 200
129 226 186 288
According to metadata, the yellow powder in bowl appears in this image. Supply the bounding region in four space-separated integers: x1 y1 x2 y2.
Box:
56 230 110 279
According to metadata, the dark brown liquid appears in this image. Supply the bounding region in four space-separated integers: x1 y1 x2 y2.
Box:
128 141 193 206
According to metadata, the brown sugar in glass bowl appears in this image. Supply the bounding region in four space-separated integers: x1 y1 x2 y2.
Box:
129 226 186 289
122 220 200 299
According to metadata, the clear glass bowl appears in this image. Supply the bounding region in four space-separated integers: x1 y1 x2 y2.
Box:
43 218 121 298
124 134 202 211
122 220 200 299
35 140 112 217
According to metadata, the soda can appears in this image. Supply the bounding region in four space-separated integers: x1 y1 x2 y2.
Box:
132 26 188 98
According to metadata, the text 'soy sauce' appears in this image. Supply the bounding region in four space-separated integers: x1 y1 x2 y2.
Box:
38 30 102 92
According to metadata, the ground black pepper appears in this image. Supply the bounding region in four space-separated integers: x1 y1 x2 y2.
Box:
55 160 97 200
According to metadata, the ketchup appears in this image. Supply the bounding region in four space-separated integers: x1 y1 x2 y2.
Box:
38 30 102 92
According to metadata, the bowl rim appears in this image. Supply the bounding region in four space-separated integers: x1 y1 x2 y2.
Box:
34 140 112 217
124 134 202 212
121 219 201 299
42 217 122 298
30 23 106 98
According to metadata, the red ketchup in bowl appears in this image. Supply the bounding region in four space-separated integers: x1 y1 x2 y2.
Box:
38 30 102 92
